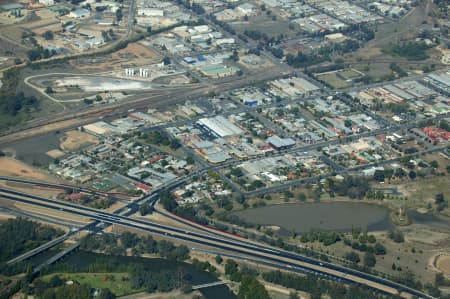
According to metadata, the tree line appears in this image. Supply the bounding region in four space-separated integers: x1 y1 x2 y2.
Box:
263 270 393 299
0 217 63 264
0 68 39 129
80 232 190 262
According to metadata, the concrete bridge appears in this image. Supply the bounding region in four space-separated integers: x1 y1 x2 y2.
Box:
191 280 231 290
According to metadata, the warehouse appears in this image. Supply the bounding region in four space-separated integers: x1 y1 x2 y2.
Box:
197 116 243 138
69 8 91 18
267 135 296 150
199 64 239 78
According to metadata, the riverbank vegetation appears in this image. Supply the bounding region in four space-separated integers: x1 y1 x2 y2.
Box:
0 217 63 263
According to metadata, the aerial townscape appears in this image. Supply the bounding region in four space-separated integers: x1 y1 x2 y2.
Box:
0 0 450 298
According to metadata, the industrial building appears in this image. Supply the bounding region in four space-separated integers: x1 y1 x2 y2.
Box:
198 64 239 78
69 8 91 18
267 135 296 150
197 116 243 138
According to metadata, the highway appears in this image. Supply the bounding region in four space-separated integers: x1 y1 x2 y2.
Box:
0 187 433 299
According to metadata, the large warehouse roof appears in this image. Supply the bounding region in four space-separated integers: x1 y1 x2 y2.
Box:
197 116 243 137
267 135 296 149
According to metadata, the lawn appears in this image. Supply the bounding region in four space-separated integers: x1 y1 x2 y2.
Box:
339 68 364 80
315 72 350 89
41 272 143 296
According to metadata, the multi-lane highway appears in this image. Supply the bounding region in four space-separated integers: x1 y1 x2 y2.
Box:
0 187 433 299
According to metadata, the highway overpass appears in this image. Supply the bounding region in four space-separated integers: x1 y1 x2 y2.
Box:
0 187 433 299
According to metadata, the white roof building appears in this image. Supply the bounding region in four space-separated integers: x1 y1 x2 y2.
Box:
138 8 163 16
39 0 55 6
69 8 91 18
197 116 243 137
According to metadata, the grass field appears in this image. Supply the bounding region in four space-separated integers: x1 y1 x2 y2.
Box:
315 72 350 89
339 68 364 80
41 272 142 296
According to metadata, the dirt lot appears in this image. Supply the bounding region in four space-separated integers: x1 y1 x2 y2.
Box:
20 9 60 30
60 130 99 152
231 14 299 38
0 10 30 26
12 201 91 223
0 116 98 144
436 255 450 277
0 181 62 199
0 213 16 222
46 149 65 158
0 157 57 182
390 176 450 213
71 41 162 71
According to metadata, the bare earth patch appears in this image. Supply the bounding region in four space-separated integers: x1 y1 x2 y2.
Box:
0 157 56 182
0 117 98 144
46 149 65 159
404 226 450 245
436 255 450 277
60 130 99 152
0 181 62 199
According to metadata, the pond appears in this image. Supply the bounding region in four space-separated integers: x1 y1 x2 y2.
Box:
232 202 393 234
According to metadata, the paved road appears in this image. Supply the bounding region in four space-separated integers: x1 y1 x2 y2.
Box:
0 187 434 299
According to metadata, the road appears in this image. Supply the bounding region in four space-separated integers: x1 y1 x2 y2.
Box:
126 0 136 37
0 187 434 299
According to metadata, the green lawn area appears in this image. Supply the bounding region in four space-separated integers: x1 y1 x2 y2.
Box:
91 179 118 192
315 72 350 89
339 68 364 80
41 273 143 296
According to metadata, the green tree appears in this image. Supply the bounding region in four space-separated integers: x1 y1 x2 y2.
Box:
97 288 116 299
238 275 270 299
163 56 171 65
45 86 54 94
160 190 178 212
344 251 360 263
116 8 123 21
120 232 139 248
373 170 385 182
364 252 376 267
186 156 195 164
374 242 386 255
215 255 223 264
288 292 300 299
42 30 54 40
139 203 154 216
